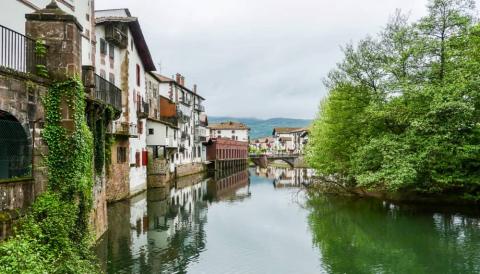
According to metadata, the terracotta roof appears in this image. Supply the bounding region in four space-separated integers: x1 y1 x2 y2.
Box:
252 137 274 143
273 127 303 135
208 121 250 130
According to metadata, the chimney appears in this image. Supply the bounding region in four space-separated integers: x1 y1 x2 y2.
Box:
193 84 197 93
176 73 181 84
181 76 185 86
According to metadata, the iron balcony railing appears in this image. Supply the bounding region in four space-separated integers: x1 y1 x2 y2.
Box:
195 104 205 112
137 100 149 118
108 121 137 137
94 74 122 110
159 116 178 126
0 24 47 75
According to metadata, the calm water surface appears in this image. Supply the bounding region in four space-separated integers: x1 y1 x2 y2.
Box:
96 167 480 274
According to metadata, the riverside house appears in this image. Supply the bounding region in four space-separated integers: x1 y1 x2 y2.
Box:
94 9 156 200
208 121 250 142
272 127 309 154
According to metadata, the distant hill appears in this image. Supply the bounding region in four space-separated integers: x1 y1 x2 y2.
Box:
208 117 312 139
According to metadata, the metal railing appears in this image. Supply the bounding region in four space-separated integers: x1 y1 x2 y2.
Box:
159 116 178 126
195 104 205 112
0 24 47 75
108 121 137 136
137 100 149 118
94 74 122 110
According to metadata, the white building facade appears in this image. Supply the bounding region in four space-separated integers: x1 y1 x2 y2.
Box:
209 122 250 142
95 9 156 196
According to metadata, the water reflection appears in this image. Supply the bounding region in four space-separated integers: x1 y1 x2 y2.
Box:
97 167 252 274
307 196 480 274
254 166 314 188
97 167 480 274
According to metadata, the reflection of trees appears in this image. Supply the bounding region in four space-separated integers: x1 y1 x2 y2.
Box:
307 196 480 274
103 200 134 273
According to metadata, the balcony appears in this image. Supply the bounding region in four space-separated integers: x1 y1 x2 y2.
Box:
166 138 178 148
108 121 137 137
195 104 205 112
105 23 128 49
0 24 47 76
137 100 149 119
91 73 122 111
195 128 209 137
194 136 207 143
177 110 190 123
159 116 178 127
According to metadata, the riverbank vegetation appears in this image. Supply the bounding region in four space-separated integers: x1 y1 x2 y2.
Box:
307 0 480 200
0 78 99 273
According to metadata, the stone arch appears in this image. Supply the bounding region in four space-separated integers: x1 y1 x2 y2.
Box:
0 110 32 180
268 158 295 168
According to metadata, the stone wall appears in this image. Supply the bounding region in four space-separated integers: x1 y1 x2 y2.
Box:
106 139 130 202
147 158 172 189
0 69 48 241
176 163 206 178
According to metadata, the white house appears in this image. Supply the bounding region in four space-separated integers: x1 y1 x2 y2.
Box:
145 72 180 173
154 73 208 169
95 9 156 196
209 121 250 142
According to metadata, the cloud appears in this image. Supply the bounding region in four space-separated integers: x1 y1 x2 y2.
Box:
95 0 466 119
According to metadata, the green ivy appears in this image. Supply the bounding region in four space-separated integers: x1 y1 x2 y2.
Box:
0 77 100 273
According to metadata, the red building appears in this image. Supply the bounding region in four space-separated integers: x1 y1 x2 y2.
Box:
205 138 248 170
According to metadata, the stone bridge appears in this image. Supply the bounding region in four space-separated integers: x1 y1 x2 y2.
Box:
249 154 302 168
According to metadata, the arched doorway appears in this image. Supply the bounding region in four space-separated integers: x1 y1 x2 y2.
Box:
0 110 32 180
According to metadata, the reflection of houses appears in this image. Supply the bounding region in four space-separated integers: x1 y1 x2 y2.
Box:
267 167 314 188
272 127 309 154
207 169 250 201
101 175 208 273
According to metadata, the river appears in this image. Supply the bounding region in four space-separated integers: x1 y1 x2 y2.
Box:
96 167 480 274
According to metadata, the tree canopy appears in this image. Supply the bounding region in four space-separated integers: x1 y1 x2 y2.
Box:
306 0 480 196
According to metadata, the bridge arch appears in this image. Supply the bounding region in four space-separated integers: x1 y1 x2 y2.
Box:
0 110 32 180
268 159 295 168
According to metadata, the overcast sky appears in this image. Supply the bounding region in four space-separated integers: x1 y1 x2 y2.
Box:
96 0 475 119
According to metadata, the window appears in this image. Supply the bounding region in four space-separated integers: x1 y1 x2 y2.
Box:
148 128 154 135
130 38 134 51
232 130 235 134
100 70 106 79
100 38 107 55
109 44 114 60
109 73 115 84
174 130 177 140
166 127 169 137
136 64 141 86
217 130 221 134
117 147 127 163
138 121 143 134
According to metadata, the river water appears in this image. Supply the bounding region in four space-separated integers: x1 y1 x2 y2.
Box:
96 167 480 274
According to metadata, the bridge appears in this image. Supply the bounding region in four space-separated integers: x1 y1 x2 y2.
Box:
249 154 302 168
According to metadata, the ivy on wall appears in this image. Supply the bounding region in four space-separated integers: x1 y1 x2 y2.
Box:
0 77 100 273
